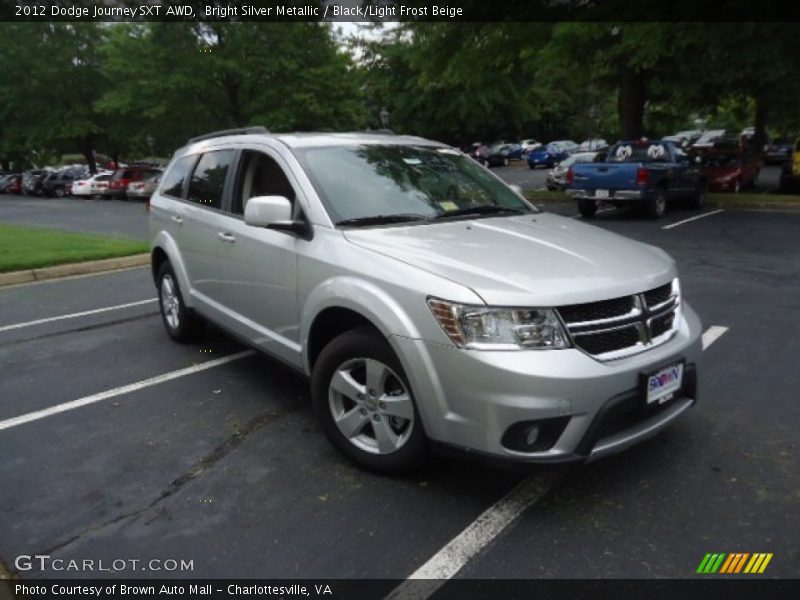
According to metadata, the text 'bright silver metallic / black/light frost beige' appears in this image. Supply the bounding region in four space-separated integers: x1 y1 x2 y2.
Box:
149 128 703 474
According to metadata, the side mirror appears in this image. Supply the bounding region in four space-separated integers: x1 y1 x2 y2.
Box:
244 195 292 228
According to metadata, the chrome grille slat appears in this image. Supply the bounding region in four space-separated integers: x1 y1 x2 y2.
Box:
557 281 679 360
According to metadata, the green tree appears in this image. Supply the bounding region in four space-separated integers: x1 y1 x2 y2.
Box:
98 22 364 158
0 23 108 173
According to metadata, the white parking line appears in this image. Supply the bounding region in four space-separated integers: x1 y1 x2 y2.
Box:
662 209 724 230
702 325 729 350
384 475 558 600
0 350 255 432
385 324 730 599
0 298 157 333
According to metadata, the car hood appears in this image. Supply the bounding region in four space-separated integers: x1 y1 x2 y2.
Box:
343 213 676 306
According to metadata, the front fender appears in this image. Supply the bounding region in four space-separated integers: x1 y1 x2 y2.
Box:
150 231 194 308
299 276 432 374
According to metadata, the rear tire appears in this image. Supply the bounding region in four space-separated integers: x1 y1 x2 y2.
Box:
311 327 428 474
156 262 204 343
578 198 598 218
644 189 667 219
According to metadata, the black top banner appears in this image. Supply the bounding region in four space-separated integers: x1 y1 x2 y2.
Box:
2 0 800 22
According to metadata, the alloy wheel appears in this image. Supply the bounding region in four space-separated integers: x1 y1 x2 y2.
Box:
328 358 414 455
160 274 180 330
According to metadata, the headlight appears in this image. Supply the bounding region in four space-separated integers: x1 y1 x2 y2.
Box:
427 298 570 350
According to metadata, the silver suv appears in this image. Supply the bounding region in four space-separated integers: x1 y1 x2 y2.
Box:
150 128 703 473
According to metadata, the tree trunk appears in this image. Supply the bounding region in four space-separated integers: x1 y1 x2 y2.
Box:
77 136 97 174
222 75 244 127
753 96 769 150
618 69 647 139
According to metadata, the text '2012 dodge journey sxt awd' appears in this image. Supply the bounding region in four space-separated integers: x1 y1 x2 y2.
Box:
150 128 702 473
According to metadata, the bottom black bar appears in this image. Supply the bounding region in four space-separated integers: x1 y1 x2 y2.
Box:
1 579 799 600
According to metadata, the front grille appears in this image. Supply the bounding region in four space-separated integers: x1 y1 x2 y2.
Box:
650 312 675 338
644 283 672 308
557 281 679 360
557 296 633 324
575 326 641 355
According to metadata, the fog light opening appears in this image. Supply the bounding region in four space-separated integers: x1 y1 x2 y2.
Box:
525 425 540 447
501 416 569 453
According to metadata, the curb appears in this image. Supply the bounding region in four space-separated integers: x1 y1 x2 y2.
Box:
0 253 150 288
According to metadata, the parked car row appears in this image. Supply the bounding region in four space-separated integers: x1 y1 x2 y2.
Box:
6 164 163 201
465 138 610 170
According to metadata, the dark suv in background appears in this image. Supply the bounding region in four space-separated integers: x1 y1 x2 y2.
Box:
42 167 89 197
22 169 50 196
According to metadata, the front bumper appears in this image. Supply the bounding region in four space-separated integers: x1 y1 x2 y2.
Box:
392 302 703 464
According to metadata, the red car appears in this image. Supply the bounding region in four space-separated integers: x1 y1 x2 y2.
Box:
107 166 162 200
703 150 760 193
0 173 22 194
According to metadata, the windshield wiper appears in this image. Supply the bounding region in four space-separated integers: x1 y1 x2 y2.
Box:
336 213 431 227
434 205 527 219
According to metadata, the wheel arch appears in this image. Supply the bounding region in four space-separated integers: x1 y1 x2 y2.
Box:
150 231 194 307
300 277 427 375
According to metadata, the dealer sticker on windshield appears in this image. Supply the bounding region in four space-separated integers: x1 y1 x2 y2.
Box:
646 362 684 404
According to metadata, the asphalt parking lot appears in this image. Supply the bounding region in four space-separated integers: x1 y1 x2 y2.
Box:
0 195 148 240
1 198 798 585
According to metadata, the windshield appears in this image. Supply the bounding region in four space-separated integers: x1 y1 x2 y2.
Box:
300 145 534 225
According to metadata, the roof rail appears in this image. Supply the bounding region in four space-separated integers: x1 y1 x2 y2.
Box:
188 126 269 144
363 128 395 135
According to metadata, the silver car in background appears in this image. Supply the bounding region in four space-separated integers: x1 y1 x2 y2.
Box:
546 151 598 190
149 128 703 474
127 171 162 200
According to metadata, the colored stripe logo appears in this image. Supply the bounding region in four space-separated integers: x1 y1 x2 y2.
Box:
697 553 773 574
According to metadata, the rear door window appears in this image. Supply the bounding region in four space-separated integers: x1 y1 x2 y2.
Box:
187 150 236 210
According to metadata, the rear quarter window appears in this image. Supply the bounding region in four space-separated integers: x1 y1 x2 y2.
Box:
160 156 197 199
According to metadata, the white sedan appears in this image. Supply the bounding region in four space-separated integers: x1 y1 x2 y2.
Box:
71 173 112 197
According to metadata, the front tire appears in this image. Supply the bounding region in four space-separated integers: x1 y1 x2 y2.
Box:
311 327 428 474
578 198 598 218
156 262 203 343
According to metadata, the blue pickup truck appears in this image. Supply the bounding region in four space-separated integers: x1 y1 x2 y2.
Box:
567 139 706 218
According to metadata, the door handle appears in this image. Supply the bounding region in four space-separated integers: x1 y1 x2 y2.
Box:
171 215 183 225
217 232 236 243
